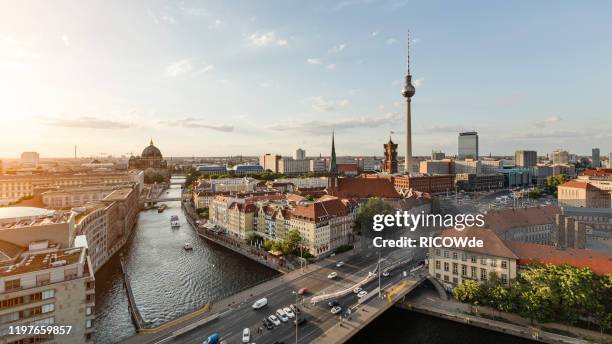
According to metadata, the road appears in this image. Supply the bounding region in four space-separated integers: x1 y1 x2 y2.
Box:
167 245 427 344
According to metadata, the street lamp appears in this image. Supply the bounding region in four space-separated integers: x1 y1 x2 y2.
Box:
292 290 299 344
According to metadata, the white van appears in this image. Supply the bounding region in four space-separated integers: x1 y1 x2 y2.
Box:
252 297 268 309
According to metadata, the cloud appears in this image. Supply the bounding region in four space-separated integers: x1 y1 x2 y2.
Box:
310 96 350 112
414 78 424 88
209 19 222 29
327 64 336 70
306 58 323 65
328 43 346 54
386 38 397 45
422 125 463 134
41 116 131 129
159 117 234 132
248 32 288 47
166 59 192 77
531 115 562 128
267 112 400 136
148 10 176 24
162 15 176 24
196 64 214 74
371 31 379 37
61 35 70 47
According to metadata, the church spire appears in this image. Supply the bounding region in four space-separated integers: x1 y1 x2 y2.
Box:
330 131 337 173
150 138 154 146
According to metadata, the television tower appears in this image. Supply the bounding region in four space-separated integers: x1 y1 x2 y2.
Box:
401 31 416 174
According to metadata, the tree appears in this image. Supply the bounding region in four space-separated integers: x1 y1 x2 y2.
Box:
545 174 568 196
453 280 482 305
356 197 395 237
528 188 544 199
263 239 273 251
281 230 303 255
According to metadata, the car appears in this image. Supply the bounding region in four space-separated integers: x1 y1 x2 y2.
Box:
290 304 300 314
353 287 362 294
262 318 273 330
242 328 250 343
357 291 368 298
293 317 307 326
297 287 308 295
283 307 295 318
268 315 281 326
382 271 390 277
252 298 268 310
327 300 339 308
276 309 289 322
331 306 342 314
202 333 220 344
336 261 344 267
327 272 337 279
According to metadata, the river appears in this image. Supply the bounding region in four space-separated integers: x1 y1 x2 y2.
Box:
93 179 280 344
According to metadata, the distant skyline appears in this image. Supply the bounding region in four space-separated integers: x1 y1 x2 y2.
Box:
1 1 612 158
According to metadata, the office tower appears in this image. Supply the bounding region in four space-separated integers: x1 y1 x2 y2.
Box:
294 148 306 160
592 148 600 168
458 132 479 159
515 150 537 167
401 32 416 174
383 137 399 174
431 150 445 160
552 149 569 165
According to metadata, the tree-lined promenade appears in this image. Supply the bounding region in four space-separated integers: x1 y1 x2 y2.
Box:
453 263 612 336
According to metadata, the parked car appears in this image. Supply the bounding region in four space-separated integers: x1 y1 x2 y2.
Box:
290 304 300 314
327 272 337 279
276 309 289 322
283 307 295 318
202 333 220 344
268 315 281 326
262 318 273 330
327 300 339 308
331 306 342 314
336 261 344 267
357 291 368 298
353 287 362 294
297 288 308 295
252 298 268 310
382 271 390 277
242 328 250 343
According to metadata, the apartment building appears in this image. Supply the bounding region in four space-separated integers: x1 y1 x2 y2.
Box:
0 171 144 205
419 160 451 175
42 184 124 209
278 158 310 175
558 180 611 208
429 228 518 288
483 206 560 245
196 177 258 193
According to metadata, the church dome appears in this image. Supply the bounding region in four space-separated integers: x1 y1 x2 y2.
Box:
142 140 162 158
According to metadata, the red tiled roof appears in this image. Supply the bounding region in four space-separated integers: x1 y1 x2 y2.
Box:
337 163 359 173
291 198 350 223
483 205 560 235
581 168 612 177
439 227 518 259
503 241 612 275
559 180 602 190
336 178 400 199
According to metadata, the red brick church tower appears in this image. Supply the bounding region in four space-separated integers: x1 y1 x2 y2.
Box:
383 137 398 174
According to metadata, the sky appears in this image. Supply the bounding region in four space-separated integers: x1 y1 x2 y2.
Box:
1 0 612 159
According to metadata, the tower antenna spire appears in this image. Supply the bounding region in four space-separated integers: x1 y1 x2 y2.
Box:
407 30 411 75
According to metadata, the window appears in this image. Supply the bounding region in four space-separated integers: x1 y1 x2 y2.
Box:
435 249 441 256
481 269 487 281
435 260 441 270
4 279 20 291
471 266 477 278
42 304 54 313
461 253 467 261
452 252 458 260
471 256 477 263
86 319 93 328
443 262 449 272
443 275 449 282
436 273 441 279
491 259 497 267
501 274 508 285
452 277 458 284
461 264 467 276
501 260 507 269
86 306 93 316
480 258 486 265
42 290 55 300
452 263 458 275
443 250 449 258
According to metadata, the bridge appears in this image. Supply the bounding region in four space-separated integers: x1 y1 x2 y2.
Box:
119 246 445 344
